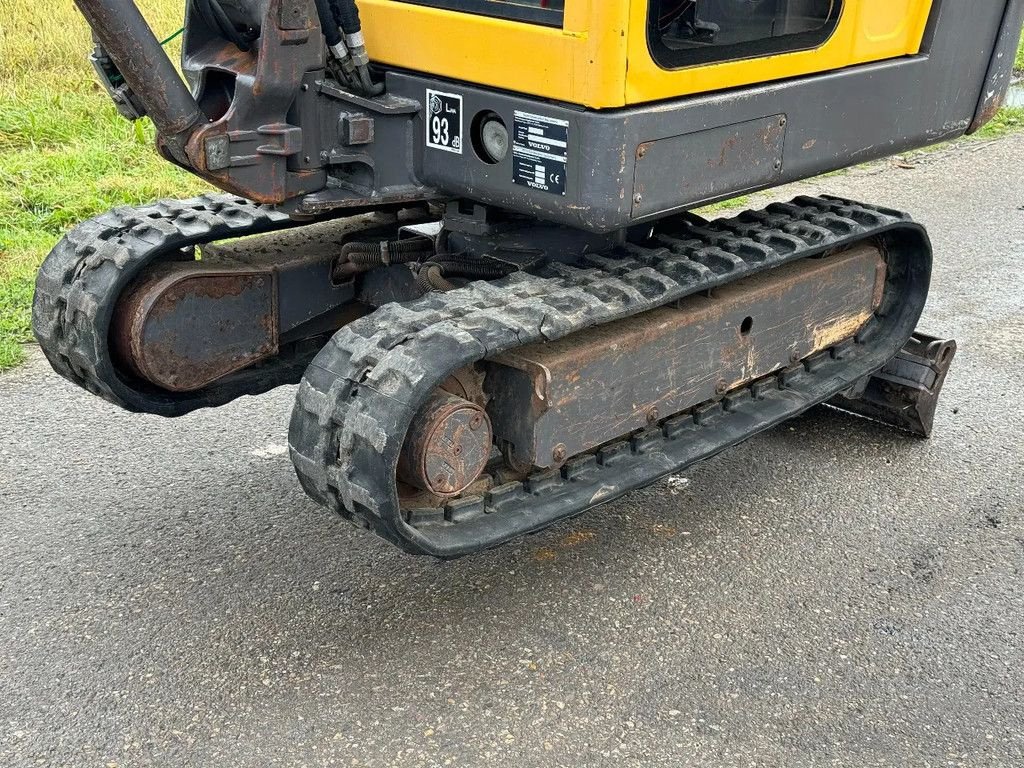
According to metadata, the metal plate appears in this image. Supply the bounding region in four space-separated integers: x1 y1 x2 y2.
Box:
487 245 886 471
632 115 786 217
112 267 277 393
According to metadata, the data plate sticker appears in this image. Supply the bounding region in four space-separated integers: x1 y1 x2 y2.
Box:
513 111 568 196
426 90 463 154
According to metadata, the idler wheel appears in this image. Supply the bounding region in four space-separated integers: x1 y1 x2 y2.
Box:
397 392 493 497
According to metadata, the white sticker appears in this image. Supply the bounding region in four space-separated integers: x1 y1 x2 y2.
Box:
512 111 569 196
425 89 463 154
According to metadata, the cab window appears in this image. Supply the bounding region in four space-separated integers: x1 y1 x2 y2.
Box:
649 0 843 69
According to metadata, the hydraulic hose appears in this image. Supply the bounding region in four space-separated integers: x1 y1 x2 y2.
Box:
416 264 457 293
314 0 344 48
203 0 253 51
330 0 362 35
333 238 435 279
431 258 513 279
414 253 516 293
344 238 434 266
328 0 384 95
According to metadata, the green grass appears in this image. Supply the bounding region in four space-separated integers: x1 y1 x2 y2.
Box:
0 0 204 371
0 9 1022 371
975 106 1024 138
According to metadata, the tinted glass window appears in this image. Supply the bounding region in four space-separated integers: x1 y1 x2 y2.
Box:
650 0 842 68
396 0 565 27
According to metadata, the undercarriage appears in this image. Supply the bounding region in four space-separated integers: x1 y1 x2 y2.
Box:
31 0 1014 555
34 194 953 556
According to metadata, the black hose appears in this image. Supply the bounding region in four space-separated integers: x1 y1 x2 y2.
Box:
191 0 253 51
414 254 515 293
343 238 433 265
430 259 511 279
313 0 344 48
416 264 457 293
428 251 517 278
191 0 219 36
330 0 362 35
333 238 435 280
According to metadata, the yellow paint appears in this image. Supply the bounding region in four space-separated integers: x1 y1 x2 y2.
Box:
358 0 934 108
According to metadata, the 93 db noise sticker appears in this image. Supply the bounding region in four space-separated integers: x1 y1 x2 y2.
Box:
426 90 463 154
512 111 568 196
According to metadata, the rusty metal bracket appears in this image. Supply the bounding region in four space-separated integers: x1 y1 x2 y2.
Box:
828 332 957 438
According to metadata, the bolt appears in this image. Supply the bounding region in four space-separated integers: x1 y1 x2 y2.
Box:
646 407 660 424
469 414 483 430
789 349 801 364
715 379 728 396
779 116 787 127
773 159 783 171
637 146 647 159
634 193 644 205
552 443 568 464
301 83 309 92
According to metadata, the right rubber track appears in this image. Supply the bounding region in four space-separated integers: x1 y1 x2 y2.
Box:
288 196 933 557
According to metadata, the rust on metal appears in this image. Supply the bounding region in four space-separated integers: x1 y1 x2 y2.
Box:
440 364 488 407
631 115 786 216
74 0 205 162
397 391 493 497
182 0 327 203
111 264 278 392
487 244 887 471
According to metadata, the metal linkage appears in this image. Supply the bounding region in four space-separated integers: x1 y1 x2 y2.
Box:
31 195 394 416
288 196 935 557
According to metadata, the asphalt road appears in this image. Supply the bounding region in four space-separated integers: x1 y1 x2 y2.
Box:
2 135 1023 768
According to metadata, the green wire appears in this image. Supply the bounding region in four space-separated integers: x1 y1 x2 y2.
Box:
159 27 185 46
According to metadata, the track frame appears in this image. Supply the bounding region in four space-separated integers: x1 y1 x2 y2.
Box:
288 196 933 556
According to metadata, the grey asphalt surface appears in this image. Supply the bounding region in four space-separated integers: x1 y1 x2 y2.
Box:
2 135 1023 768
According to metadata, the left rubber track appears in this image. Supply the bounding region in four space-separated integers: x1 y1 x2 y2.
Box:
33 194 345 416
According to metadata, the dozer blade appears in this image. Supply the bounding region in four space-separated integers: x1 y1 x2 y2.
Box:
828 332 957 438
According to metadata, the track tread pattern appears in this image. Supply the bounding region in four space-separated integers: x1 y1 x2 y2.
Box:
287 196 931 557
32 195 329 416
32 195 401 417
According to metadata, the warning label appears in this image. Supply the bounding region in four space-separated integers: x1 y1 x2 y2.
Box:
512 111 568 196
425 89 463 154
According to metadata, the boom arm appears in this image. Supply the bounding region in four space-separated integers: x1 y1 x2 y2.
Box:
76 0 205 164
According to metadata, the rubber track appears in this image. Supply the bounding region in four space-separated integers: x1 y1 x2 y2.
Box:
288 196 932 557
33 194 310 416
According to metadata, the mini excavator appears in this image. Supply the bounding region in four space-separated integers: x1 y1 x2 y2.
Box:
33 0 1024 555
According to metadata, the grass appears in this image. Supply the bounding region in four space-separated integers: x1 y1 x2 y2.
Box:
0 0 206 370
0 9 1022 371
975 105 1024 138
